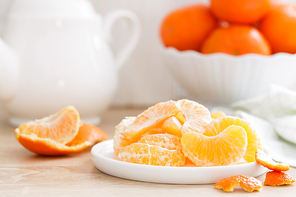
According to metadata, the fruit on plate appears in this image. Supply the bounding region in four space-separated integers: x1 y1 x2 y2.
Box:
177 99 212 134
114 99 262 167
201 24 271 56
15 106 108 156
210 0 272 24
138 134 182 150
124 101 180 142
264 171 295 186
160 4 217 51
214 175 262 192
259 4 296 54
255 149 290 171
181 125 247 166
203 116 261 162
162 116 182 137
113 116 135 155
210 111 226 119
118 143 186 167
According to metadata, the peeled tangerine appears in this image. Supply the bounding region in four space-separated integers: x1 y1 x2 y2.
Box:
181 125 247 166
118 143 186 167
203 116 261 162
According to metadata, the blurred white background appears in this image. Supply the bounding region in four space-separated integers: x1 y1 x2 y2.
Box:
0 0 295 114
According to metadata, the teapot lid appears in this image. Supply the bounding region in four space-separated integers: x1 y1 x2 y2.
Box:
8 0 98 18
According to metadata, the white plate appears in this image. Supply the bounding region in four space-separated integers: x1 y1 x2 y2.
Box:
91 140 267 184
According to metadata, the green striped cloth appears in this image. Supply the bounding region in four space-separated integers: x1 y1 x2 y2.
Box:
231 85 296 167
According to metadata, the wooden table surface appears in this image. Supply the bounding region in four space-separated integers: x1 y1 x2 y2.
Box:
0 108 295 196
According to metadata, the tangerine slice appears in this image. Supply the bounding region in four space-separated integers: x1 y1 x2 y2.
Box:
142 127 166 137
211 111 226 119
138 134 182 150
67 123 109 146
124 101 180 142
113 116 135 155
181 125 247 166
15 129 91 156
162 116 182 137
178 99 211 134
203 116 261 162
18 106 80 144
214 175 262 192
118 143 186 166
255 149 290 171
264 171 295 186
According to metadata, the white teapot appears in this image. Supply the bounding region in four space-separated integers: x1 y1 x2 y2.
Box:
0 0 140 126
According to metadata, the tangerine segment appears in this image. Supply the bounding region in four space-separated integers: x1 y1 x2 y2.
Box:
214 175 262 192
138 134 182 150
203 116 261 162
178 99 211 134
255 149 290 171
211 111 226 119
162 116 182 137
18 106 80 145
264 171 295 186
113 117 135 155
118 143 186 166
124 101 180 142
15 128 91 156
181 125 247 166
67 123 109 146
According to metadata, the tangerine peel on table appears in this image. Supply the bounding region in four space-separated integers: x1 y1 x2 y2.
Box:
214 175 262 192
264 171 295 186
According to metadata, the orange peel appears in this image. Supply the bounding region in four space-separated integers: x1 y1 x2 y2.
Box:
214 175 262 192
264 171 295 186
255 149 290 171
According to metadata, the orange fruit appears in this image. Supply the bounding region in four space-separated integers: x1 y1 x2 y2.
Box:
178 99 211 134
210 0 272 24
255 149 290 171
118 143 186 166
68 123 109 146
124 101 180 142
160 4 217 51
162 116 182 137
138 134 182 150
214 175 262 192
15 106 91 156
181 125 247 166
15 130 91 156
203 116 261 162
201 25 271 56
211 111 226 119
17 106 80 144
264 171 295 186
113 116 135 155
259 4 296 54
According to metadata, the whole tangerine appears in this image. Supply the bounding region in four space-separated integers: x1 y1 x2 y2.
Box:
201 24 271 56
259 4 296 54
210 0 272 24
160 4 217 51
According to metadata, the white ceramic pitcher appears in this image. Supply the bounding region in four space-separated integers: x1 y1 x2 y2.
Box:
0 0 140 126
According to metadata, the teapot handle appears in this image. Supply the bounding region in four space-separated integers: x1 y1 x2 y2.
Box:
104 10 141 71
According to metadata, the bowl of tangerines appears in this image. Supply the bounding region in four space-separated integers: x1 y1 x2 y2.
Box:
160 0 296 105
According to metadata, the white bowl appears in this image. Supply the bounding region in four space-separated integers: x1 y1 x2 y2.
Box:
160 46 296 105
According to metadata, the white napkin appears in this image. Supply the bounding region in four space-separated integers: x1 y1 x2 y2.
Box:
229 85 296 167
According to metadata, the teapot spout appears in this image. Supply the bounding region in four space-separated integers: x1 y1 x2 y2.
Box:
0 39 19 101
